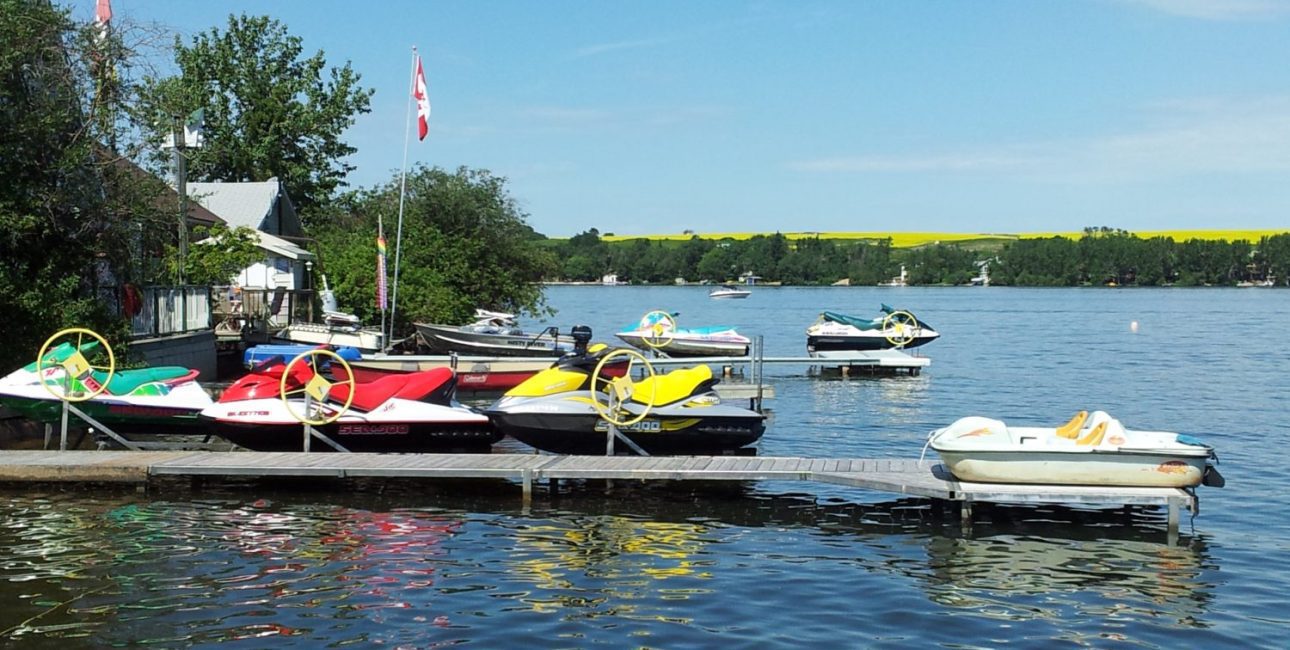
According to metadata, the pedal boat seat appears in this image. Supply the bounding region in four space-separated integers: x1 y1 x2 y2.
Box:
1055 410 1089 439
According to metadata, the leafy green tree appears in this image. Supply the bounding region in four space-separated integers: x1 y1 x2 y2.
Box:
135 14 373 219
848 240 892 286
178 224 263 285
697 243 739 282
313 166 556 335
0 0 163 370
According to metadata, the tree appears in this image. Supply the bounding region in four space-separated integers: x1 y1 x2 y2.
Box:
0 0 162 370
178 224 263 286
313 166 556 334
135 14 373 220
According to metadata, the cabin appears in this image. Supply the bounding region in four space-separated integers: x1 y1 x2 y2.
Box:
187 178 316 328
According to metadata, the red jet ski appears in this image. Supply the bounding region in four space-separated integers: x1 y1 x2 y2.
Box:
202 357 501 452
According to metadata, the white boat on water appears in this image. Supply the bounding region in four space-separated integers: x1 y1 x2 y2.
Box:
273 276 385 352
709 284 751 299
615 312 750 357
928 410 1222 488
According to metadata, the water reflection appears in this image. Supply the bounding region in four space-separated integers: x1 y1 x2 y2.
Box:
921 531 1212 624
0 485 1221 646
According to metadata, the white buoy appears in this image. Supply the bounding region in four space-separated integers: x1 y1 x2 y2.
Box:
1130 320 1139 333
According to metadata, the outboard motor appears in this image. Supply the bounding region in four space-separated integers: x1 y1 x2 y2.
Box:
570 325 593 356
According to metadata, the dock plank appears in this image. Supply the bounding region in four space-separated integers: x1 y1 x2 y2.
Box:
0 450 1196 516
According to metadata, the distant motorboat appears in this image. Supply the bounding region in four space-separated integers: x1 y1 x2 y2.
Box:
415 309 572 357
709 284 751 299
928 410 1223 488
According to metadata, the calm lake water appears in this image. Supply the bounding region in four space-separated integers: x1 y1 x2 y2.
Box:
1 286 1287 647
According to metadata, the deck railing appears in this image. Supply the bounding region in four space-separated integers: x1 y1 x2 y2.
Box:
128 286 211 337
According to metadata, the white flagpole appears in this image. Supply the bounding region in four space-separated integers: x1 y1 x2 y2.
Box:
388 46 417 350
378 218 386 345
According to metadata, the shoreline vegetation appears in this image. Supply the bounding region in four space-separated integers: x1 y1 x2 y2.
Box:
540 227 1290 288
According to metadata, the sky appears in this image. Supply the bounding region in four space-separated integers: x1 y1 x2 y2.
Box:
94 0 1290 237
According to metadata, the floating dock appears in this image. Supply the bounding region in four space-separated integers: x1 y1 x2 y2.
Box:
646 349 930 375
0 450 1197 538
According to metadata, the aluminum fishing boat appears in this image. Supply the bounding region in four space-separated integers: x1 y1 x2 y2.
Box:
415 309 572 357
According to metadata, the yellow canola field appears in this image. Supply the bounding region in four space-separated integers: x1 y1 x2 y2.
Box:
597 229 1289 248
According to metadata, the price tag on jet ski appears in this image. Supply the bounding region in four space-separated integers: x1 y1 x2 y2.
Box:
882 310 919 348
36 327 115 402
279 349 356 426
590 348 657 427
639 310 676 349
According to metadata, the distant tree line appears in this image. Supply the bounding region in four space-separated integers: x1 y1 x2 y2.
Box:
547 227 1290 287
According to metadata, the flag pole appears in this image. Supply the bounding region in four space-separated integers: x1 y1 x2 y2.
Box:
377 219 386 345
388 46 418 350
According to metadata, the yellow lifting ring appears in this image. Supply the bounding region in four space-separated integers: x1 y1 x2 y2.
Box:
36 328 115 403
882 310 919 347
279 349 356 426
591 348 657 427
640 310 676 349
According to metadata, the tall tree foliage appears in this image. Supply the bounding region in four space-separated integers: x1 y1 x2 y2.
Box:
313 166 556 335
0 0 163 370
135 14 373 219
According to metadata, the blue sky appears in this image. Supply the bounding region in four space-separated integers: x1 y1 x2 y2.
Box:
100 0 1290 236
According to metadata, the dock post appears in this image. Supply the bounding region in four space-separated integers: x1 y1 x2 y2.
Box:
43 423 51 450
1167 497 1180 544
521 468 533 507
960 498 974 534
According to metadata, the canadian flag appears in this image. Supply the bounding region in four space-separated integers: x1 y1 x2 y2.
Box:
414 55 430 140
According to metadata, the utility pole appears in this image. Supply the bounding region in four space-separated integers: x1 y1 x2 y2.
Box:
173 115 189 284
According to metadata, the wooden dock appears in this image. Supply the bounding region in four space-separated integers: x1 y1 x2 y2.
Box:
0 450 1198 537
646 349 930 374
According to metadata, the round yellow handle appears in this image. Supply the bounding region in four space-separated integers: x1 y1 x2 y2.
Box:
639 310 676 349
36 328 115 403
279 350 356 425
590 348 656 427
882 310 919 347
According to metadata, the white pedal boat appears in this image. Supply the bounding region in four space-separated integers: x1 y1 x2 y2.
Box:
928 410 1220 488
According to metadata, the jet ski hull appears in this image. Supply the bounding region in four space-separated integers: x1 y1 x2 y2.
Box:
207 417 501 453
486 399 765 456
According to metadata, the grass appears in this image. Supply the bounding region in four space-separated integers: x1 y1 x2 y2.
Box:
593 229 1289 248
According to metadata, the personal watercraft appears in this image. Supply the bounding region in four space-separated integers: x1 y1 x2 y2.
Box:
485 344 766 455
200 353 500 452
615 311 751 358
0 340 213 436
806 304 939 356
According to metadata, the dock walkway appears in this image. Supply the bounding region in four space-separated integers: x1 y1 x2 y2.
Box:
0 450 1197 536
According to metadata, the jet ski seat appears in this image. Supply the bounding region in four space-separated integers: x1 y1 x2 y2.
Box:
92 367 198 396
630 365 719 406
331 367 454 412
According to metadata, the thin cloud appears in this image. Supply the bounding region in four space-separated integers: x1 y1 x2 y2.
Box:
788 153 1034 173
516 104 727 131
574 37 669 58
788 95 1290 181
1116 0 1290 20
